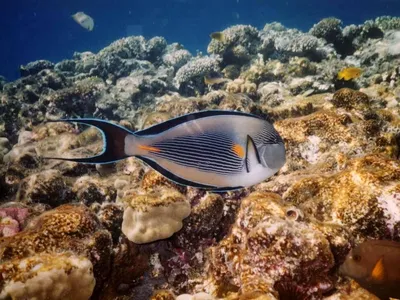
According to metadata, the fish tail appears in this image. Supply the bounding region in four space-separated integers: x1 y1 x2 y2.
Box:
42 119 134 164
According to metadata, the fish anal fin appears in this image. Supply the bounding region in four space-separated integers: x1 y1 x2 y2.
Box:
136 155 217 189
370 256 386 282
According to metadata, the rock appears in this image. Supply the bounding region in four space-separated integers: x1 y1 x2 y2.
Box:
20 60 55 77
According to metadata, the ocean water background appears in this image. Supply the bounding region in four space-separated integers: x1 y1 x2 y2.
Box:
2 0 400 80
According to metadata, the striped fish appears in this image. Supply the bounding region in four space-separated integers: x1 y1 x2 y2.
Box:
45 110 286 192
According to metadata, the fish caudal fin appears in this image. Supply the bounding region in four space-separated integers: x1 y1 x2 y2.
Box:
43 119 133 164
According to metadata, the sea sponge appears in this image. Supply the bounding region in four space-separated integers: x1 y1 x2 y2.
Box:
0 253 95 300
121 188 191 244
331 88 370 109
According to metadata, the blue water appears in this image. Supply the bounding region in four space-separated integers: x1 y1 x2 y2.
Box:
2 0 400 80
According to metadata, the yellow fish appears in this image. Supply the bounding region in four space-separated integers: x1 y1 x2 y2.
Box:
337 67 362 81
210 32 225 42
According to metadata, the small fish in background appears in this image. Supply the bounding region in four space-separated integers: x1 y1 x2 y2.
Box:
72 12 94 31
210 31 225 42
339 239 400 300
204 75 229 86
337 67 362 81
43 110 286 192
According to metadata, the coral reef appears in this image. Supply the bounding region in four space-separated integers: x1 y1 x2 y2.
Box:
0 204 112 298
0 13 400 300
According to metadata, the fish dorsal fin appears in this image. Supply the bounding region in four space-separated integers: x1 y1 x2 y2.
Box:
369 256 386 282
135 110 261 136
245 135 261 173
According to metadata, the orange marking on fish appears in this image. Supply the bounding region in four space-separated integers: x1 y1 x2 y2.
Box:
138 145 161 152
232 144 245 158
370 257 385 282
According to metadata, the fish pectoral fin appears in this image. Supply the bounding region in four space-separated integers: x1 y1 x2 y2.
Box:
245 135 261 173
368 256 386 283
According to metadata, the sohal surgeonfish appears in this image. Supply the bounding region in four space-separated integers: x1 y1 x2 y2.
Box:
339 239 400 300
44 110 286 192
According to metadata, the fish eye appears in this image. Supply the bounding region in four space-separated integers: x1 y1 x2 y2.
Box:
352 254 362 262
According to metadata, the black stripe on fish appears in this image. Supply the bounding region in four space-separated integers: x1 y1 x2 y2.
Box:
253 125 283 145
136 155 243 192
135 110 262 136
150 134 244 174
152 139 242 167
245 135 261 173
